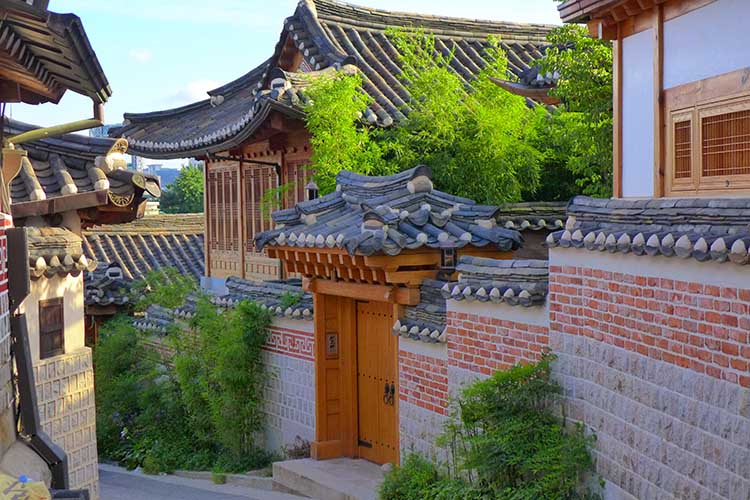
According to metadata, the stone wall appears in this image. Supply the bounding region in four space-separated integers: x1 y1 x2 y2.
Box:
261 318 315 454
34 348 98 499
397 301 550 462
549 249 750 500
398 340 449 461
392 248 750 500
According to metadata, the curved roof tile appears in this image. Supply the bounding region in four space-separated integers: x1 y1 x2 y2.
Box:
255 165 523 256
113 0 555 159
544 196 750 265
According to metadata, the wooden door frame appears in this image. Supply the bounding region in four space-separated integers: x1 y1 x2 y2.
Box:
310 290 402 465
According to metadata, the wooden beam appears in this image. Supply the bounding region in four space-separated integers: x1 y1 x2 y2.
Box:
653 4 665 198
12 189 108 218
384 270 439 286
304 278 420 306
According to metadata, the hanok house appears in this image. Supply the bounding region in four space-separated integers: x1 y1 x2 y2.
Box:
546 1 750 498
0 1 130 498
81 213 205 345
112 0 563 287
3 120 160 498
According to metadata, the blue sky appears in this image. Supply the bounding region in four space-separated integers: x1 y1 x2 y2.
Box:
9 0 563 167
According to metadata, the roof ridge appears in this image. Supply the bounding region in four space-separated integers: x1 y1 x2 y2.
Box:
310 0 557 40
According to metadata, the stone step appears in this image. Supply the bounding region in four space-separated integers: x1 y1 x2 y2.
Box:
272 458 385 500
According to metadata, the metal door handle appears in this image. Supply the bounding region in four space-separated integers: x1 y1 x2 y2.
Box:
389 383 395 406
383 382 390 404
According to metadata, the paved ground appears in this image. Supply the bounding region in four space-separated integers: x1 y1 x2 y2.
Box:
99 464 305 500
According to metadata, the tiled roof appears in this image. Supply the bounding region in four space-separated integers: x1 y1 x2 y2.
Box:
5 120 160 218
134 304 176 334
82 214 205 281
27 227 96 280
113 0 554 159
134 277 312 333
84 263 133 307
0 1 111 104
496 201 567 232
489 43 569 105
392 279 448 343
255 165 523 256
441 256 548 306
545 196 750 265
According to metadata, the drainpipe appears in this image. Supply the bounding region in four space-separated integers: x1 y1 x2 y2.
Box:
4 102 104 146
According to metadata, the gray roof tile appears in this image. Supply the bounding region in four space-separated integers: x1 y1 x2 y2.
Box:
256 165 523 256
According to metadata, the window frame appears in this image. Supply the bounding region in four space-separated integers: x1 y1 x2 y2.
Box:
38 297 64 360
664 68 750 197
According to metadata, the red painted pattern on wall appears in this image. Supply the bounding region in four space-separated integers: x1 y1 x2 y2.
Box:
549 265 750 388
446 312 549 376
399 350 449 415
264 326 314 362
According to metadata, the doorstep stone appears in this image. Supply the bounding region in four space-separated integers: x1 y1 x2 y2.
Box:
273 458 385 500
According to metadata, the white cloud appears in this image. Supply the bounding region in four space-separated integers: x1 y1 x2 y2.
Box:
128 48 153 63
166 80 222 106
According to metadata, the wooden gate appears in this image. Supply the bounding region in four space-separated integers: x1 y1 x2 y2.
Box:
356 301 399 464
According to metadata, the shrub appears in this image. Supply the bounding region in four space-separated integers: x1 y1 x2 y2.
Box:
379 454 440 500
95 277 275 474
380 356 599 500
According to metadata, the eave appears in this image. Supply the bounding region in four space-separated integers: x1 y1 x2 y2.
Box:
125 100 305 160
11 189 108 218
0 1 111 105
489 78 561 106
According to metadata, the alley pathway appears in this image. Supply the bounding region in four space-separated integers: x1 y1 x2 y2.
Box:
99 464 306 500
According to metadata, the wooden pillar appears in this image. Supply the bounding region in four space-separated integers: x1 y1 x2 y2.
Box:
653 5 665 197
239 158 246 279
203 160 211 278
613 24 623 199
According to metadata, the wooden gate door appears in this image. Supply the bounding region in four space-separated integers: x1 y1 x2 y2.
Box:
356 301 399 464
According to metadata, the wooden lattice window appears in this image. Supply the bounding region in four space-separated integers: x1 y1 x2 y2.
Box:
39 298 64 359
673 120 692 179
702 109 750 177
667 96 750 195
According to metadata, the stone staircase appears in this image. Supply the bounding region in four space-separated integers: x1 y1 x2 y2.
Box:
272 458 385 500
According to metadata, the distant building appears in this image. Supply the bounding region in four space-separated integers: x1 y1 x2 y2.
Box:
143 163 180 187
88 123 121 138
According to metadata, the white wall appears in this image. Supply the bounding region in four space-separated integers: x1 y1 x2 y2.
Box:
664 0 750 90
21 274 85 362
622 28 655 198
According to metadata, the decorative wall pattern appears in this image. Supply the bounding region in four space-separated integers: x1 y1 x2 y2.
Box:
265 325 314 362
34 348 98 499
262 321 316 453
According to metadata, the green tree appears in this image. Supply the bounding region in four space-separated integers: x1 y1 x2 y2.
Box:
160 164 204 214
540 24 614 197
381 31 543 204
304 31 543 203
304 69 392 193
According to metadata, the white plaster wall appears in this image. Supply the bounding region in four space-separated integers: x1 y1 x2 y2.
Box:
21 274 84 362
550 246 750 287
622 28 655 198
399 337 447 360
664 0 750 90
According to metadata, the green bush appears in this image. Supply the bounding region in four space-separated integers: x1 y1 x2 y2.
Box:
95 277 275 474
380 356 599 500
379 454 440 500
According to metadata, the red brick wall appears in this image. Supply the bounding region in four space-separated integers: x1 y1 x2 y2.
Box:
550 265 750 388
399 350 448 415
446 311 549 377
